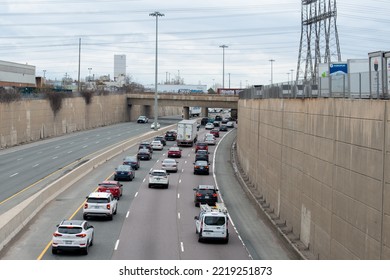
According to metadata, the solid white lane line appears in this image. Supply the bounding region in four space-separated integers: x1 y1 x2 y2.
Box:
17 158 23 161
83 145 88 148
177 193 180 199
134 192 138 197
67 151 72 154
143 178 146 183
179 179 182 184
156 159 159 163
185 161 187 164
55 146 60 149
126 211 130 218
114 240 120 250
181 169 184 173
180 242 184 252
10 173 18 178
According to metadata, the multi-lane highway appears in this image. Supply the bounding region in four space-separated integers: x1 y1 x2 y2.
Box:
0 117 298 260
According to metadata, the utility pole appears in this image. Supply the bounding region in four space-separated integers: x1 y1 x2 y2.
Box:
269 59 275 85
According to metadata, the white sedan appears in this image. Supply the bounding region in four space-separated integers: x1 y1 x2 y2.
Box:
151 122 161 129
150 140 163 150
204 133 216 145
161 158 179 173
205 123 214 130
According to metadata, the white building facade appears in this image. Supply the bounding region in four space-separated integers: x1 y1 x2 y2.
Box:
0 60 36 87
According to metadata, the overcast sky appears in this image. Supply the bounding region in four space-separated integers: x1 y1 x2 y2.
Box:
1 0 389 88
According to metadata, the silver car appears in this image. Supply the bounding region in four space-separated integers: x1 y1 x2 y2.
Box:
161 158 179 173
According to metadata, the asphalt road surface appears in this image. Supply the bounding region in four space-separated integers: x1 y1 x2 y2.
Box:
0 120 297 260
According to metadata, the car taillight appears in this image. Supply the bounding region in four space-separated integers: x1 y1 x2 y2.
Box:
76 233 87 238
84 203 88 209
213 193 218 197
53 233 62 237
196 193 202 197
106 204 111 210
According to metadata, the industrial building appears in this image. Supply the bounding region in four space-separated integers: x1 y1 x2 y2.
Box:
0 60 36 88
114 54 126 81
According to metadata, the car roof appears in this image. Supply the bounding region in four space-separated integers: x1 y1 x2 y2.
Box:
124 155 137 159
163 158 176 162
195 160 208 165
88 192 111 198
99 180 118 185
138 148 150 152
197 184 216 190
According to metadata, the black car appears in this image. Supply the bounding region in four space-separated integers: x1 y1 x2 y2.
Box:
139 142 153 153
114 165 135 181
137 148 152 160
193 160 210 175
200 117 209 126
219 124 228 131
164 130 177 141
195 150 209 162
154 136 167 146
123 156 140 170
193 185 218 206
215 115 222 121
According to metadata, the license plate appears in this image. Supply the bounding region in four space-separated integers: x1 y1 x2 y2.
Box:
205 196 209 199
65 241 72 244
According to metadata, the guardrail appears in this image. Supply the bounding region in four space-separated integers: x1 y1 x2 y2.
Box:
0 124 177 253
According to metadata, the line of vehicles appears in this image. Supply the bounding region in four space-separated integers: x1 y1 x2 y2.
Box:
51 116 235 255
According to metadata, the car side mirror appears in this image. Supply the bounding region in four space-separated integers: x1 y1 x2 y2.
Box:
120 184 123 187
193 188 197 191
88 225 94 229
194 216 199 220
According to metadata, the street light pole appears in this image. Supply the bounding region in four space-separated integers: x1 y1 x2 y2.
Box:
88 68 92 82
269 59 275 85
149 11 164 131
219 45 228 89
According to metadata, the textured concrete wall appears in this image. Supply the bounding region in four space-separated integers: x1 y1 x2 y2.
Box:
0 94 181 149
237 98 390 259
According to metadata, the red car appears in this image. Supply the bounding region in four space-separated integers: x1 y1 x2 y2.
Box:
210 129 220 138
167 146 182 158
195 142 208 153
97 180 123 200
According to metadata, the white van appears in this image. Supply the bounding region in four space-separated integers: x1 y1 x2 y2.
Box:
194 203 229 243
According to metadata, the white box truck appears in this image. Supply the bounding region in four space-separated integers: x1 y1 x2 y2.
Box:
176 119 198 147
190 106 201 117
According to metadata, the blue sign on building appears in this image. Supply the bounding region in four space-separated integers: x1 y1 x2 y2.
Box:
330 63 348 75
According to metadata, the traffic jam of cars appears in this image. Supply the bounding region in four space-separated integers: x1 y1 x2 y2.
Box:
51 114 236 255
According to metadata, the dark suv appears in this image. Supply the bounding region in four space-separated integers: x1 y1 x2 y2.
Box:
123 156 140 170
193 185 218 206
137 148 152 160
164 130 177 141
195 150 209 163
139 142 153 153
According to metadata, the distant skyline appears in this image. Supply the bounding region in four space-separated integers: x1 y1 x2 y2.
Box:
1 0 389 88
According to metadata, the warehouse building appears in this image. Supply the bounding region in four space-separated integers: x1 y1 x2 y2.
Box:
0 60 36 88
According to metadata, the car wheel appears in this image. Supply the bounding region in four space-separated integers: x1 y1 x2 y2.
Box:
165 184 169 189
114 207 117 215
83 214 88 220
90 234 94 246
51 247 57 255
148 184 152 188
108 214 113 221
198 232 203 243
82 245 89 255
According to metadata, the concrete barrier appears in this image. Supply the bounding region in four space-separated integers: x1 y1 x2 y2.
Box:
0 124 177 252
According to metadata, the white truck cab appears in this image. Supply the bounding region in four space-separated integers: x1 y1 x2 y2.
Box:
194 203 229 243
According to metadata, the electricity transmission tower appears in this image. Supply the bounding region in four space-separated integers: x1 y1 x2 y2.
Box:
296 0 341 82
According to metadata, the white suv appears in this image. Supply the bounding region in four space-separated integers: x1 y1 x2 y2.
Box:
52 220 94 255
83 192 117 220
148 169 169 188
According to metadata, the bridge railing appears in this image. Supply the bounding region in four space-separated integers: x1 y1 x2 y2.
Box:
240 71 388 100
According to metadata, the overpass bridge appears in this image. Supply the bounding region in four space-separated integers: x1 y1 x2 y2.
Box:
127 93 239 119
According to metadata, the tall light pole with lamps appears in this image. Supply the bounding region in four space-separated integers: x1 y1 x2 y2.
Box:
149 11 164 130
269 59 275 85
219 45 228 89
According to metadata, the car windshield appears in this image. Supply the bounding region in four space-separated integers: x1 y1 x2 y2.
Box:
99 184 116 188
87 197 109 203
196 161 208 166
204 216 225 226
163 159 176 164
197 150 208 155
58 227 83 234
138 149 149 154
169 147 180 151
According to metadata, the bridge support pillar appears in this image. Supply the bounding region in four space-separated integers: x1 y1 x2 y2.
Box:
231 109 238 120
183 106 190 119
202 107 209 117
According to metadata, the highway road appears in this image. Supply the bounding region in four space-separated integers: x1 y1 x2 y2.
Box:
0 118 298 260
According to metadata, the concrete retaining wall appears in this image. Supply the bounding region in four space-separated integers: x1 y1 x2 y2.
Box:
237 98 390 259
0 94 182 149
